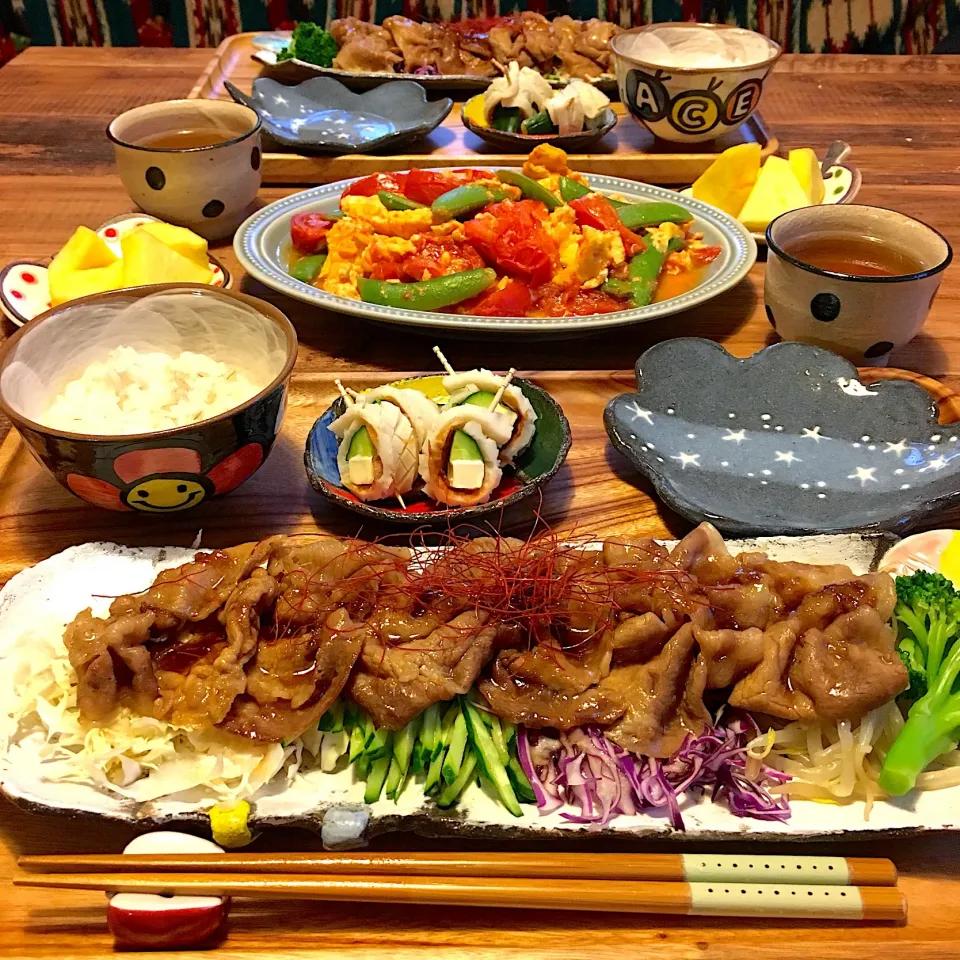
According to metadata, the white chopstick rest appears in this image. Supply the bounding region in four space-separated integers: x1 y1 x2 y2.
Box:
681 853 852 885
687 882 864 919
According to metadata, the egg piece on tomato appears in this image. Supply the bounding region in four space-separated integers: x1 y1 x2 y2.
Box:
107 832 227 949
879 530 960 585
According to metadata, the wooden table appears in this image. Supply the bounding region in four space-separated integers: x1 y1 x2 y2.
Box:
0 47 959 958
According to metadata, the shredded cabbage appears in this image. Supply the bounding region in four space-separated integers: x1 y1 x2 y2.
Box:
0 624 319 804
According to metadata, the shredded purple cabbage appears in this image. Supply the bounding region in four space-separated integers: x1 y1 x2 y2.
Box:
413 65 441 75
517 713 790 831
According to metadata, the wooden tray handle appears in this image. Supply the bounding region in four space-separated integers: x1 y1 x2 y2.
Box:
858 366 960 425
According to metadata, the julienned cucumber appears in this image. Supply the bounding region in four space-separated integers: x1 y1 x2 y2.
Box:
437 752 478 807
462 698 523 817
442 708 469 784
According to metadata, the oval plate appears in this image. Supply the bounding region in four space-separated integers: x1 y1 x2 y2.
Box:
680 162 861 245
234 170 756 336
0 214 230 327
305 374 571 524
461 104 619 152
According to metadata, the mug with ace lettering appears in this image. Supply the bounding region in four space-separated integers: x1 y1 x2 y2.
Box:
611 24 781 144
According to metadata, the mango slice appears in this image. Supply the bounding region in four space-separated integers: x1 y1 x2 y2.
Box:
737 156 811 233
121 227 214 288
788 148 826 205
692 142 761 217
140 221 210 267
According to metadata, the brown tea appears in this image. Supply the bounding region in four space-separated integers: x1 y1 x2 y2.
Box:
138 128 232 149
784 234 925 277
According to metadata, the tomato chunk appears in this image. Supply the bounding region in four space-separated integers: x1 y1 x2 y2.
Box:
464 200 558 286
401 239 485 280
568 194 646 258
459 279 532 317
342 172 408 198
534 283 624 317
290 212 336 255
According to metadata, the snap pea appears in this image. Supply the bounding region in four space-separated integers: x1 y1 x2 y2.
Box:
377 190 425 211
617 200 692 230
558 175 590 203
602 241 669 308
521 110 556 135
358 268 496 312
492 105 522 133
495 169 561 211
431 184 510 222
290 253 327 283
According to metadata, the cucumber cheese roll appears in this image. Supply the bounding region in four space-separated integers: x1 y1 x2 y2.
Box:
419 406 512 507
329 400 419 502
442 369 537 464
362 385 440 447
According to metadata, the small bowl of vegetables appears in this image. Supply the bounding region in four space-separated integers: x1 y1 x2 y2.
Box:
461 62 617 151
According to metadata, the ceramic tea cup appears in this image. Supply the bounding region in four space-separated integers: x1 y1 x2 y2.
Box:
764 205 952 366
108 100 262 241
611 23 781 145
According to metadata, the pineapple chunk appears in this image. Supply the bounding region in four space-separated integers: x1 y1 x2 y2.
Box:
49 261 125 306
692 142 761 217
140 221 210 267
737 156 811 233
121 227 214 288
788 148 826 205
48 227 123 305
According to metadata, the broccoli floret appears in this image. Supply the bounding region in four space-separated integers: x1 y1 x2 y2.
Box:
897 636 928 702
276 22 338 67
879 571 960 795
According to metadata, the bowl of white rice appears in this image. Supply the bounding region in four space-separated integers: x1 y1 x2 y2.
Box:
0 284 297 513
611 23 781 144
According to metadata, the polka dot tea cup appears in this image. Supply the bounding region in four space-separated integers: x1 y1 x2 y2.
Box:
764 205 952 367
108 100 262 241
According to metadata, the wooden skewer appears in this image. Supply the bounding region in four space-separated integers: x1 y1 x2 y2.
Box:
432 345 456 376
12 872 906 922
334 379 353 406
16 852 898 887
488 368 516 412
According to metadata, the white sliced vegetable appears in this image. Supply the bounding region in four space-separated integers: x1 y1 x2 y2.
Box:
545 80 611 136
320 730 350 772
483 62 554 123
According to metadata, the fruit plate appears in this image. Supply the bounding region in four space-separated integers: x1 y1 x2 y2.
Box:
0 215 230 327
679 162 861 244
234 169 756 337
304 374 571 525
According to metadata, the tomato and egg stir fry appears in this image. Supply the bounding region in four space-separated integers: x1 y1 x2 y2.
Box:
287 146 721 318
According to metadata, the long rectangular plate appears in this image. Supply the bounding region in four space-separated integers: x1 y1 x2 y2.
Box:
2 533 956 848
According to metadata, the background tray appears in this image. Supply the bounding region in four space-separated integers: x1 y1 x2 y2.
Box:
188 33 779 185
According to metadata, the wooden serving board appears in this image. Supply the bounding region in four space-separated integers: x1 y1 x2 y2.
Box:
188 33 778 185
0 367 956 589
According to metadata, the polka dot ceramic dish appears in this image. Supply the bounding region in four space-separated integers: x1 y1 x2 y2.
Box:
679 163 861 244
605 337 960 536
0 215 230 327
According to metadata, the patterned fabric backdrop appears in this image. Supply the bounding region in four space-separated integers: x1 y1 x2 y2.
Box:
1 0 957 57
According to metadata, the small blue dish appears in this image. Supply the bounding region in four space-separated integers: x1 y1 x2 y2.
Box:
605 338 960 536
225 77 452 154
304 375 571 525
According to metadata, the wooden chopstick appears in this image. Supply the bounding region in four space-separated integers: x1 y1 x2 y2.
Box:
17 852 897 887
13 871 906 922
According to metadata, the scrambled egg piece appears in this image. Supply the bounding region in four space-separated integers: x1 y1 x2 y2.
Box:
430 220 467 243
340 195 433 239
552 219 624 290
646 220 686 254
318 217 372 300
358 235 417 277
523 144 571 181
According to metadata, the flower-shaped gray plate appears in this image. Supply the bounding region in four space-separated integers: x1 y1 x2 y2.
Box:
225 77 452 154
605 338 960 536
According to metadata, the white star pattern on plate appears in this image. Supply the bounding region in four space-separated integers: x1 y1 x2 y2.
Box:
801 427 824 442
722 428 746 444
884 439 908 456
626 402 653 424
671 452 700 470
774 451 802 465
921 456 949 473
847 466 878 486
